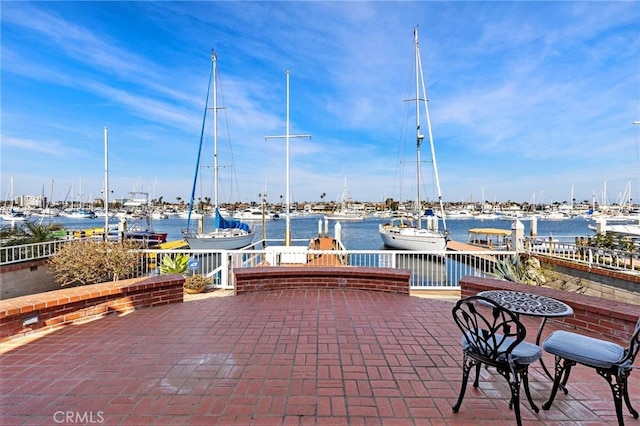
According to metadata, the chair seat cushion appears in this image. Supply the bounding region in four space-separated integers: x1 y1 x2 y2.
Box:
543 330 625 369
463 333 542 365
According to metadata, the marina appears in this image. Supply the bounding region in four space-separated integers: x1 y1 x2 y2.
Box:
2 4 639 425
24 214 607 250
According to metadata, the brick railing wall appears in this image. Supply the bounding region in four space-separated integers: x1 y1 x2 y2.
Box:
0 259 58 299
0 274 184 342
233 267 411 295
460 275 640 343
537 255 640 294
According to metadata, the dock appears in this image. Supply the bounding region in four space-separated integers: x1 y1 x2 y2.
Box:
446 240 491 252
446 239 503 274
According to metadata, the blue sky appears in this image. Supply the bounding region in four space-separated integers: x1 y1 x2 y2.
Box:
2 1 639 207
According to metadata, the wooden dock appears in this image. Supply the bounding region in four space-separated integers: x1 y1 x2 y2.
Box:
446 240 504 274
446 240 490 252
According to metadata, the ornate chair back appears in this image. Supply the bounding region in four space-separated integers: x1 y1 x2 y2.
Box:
451 296 541 426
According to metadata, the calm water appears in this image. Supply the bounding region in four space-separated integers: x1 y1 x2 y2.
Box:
36 214 596 250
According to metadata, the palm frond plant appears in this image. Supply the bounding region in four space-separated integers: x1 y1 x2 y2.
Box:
159 253 189 275
493 253 546 286
493 254 522 282
0 222 65 246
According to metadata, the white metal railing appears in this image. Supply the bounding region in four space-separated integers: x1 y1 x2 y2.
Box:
2 238 637 289
525 238 640 274
139 248 516 291
0 239 73 265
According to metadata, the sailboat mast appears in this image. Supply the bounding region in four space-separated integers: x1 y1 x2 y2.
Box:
416 27 447 232
50 179 54 209
104 126 109 240
414 28 423 229
285 70 291 245
264 72 311 246
213 52 219 210
186 52 214 231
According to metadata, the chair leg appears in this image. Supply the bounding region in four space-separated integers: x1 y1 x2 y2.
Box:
596 369 633 426
473 362 481 388
559 359 572 395
511 383 523 426
622 378 639 419
501 369 523 426
521 368 539 413
452 354 475 413
542 357 575 410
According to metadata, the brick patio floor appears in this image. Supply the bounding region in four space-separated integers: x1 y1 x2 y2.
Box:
1 289 638 425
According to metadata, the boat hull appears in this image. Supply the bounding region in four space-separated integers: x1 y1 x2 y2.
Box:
233 213 278 221
121 231 167 245
1 214 28 222
379 225 446 251
324 214 365 221
186 230 255 250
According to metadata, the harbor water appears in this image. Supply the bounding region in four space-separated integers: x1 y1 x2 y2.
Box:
35 214 598 250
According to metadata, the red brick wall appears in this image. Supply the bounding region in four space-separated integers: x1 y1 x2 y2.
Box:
234 267 411 295
460 275 640 342
539 255 640 286
0 274 184 342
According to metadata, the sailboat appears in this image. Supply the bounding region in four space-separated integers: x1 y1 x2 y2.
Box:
184 51 255 250
324 177 366 221
379 27 448 251
1 176 28 222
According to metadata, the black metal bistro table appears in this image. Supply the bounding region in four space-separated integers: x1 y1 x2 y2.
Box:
477 289 574 381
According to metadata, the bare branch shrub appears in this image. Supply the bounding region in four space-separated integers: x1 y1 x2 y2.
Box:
49 239 144 287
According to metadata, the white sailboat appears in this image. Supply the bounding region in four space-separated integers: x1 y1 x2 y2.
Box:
1 177 28 222
184 51 255 250
379 27 448 251
233 207 279 221
324 177 366 221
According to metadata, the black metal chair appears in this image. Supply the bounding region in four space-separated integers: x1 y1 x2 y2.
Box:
542 318 640 425
451 295 541 426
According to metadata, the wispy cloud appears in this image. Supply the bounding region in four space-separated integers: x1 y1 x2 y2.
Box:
1 1 638 203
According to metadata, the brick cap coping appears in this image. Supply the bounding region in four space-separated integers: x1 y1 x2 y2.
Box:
0 274 185 319
233 266 412 296
234 266 412 279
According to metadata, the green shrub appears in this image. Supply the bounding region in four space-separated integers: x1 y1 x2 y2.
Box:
1 222 65 246
493 253 546 286
159 253 189 275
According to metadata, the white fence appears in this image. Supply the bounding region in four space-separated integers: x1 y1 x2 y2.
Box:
140 247 511 291
2 238 638 292
525 239 640 274
0 239 71 265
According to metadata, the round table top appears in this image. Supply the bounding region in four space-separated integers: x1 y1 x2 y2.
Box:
477 289 574 317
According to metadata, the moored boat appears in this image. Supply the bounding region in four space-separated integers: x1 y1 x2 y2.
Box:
150 210 169 220
378 27 448 251
70 218 168 246
324 210 366 221
379 216 447 251
0 208 28 222
186 208 254 250
2 177 29 222
444 209 474 219
60 208 97 219
324 177 366 221
183 51 255 249
590 218 640 238
233 207 278 221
